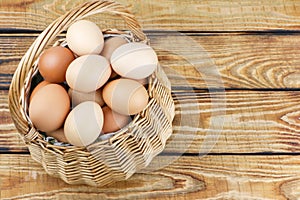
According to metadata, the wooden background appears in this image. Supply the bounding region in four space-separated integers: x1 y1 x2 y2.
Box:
1 0 300 199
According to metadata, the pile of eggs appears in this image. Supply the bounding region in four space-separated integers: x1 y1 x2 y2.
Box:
29 20 158 147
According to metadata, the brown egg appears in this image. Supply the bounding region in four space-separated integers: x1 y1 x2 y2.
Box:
29 81 50 102
29 84 70 132
102 106 131 133
38 46 75 83
68 88 105 108
102 78 149 115
100 37 128 60
46 128 68 143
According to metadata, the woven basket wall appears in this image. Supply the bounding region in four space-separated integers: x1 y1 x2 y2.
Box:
8 0 175 187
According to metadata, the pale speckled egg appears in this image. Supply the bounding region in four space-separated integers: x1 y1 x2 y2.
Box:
102 106 131 133
38 46 75 83
66 20 104 56
66 55 111 93
46 128 68 143
29 84 70 132
68 88 105 108
110 43 158 79
64 101 104 147
102 78 149 115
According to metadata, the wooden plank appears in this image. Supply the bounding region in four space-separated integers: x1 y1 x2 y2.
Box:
1 0 300 31
0 90 27 153
152 33 300 89
2 90 300 154
169 89 300 154
2 33 300 89
0 154 299 199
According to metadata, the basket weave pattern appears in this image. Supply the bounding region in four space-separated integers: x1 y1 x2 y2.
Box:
8 0 175 186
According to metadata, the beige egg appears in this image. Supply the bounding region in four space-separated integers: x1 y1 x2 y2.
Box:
102 106 131 133
66 20 104 56
100 37 128 60
111 43 158 79
46 128 68 143
29 84 70 132
68 88 105 108
66 55 111 93
102 78 149 115
64 101 104 147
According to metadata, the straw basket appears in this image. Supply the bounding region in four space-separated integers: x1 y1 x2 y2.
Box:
8 0 175 186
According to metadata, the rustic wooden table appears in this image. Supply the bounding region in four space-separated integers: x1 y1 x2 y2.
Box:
1 0 300 199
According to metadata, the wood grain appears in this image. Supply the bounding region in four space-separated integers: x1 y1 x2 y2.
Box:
0 90 26 153
0 154 299 200
1 0 300 199
2 33 300 89
1 0 300 31
169 89 300 154
152 33 300 89
2 89 300 154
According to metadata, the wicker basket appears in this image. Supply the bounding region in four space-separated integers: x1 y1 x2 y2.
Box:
8 0 175 187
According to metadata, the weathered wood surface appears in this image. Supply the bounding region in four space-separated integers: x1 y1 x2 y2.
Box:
2 0 300 199
1 154 300 200
1 0 300 31
2 33 300 89
2 89 300 154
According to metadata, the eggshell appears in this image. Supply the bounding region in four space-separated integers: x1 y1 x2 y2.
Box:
64 101 104 147
100 37 127 60
46 128 68 143
66 55 111 93
29 81 50 102
66 20 104 56
68 88 105 108
111 43 158 79
100 37 128 80
38 46 75 83
102 78 149 115
29 84 70 132
135 78 148 86
102 106 131 133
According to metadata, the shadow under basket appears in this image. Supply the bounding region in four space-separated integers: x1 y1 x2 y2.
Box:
8 0 175 187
